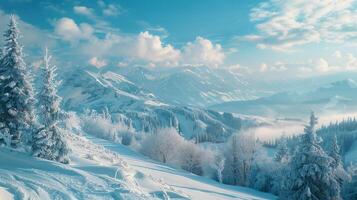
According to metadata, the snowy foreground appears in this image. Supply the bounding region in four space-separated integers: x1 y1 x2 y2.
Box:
0 133 276 200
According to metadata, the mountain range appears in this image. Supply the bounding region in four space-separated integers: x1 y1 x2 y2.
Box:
209 79 357 118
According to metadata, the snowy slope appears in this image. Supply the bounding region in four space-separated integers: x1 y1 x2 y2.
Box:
0 133 275 200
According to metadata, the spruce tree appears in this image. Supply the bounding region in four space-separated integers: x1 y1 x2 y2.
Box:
329 134 342 168
282 112 340 200
329 134 348 199
0 15 36 148
32 48 69 163
274 139 289 164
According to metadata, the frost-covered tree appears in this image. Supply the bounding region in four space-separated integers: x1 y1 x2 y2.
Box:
140 128 183 164
0 15 36 148
330 134 342 168
343 164 357 199
223 133 257 186
32 48 69 163
329 134 350 195
178 141 205 175
274 139 289 164
214 155 225 183
281 112 341 200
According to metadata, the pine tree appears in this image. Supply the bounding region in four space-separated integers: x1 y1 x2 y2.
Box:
329 134 349 198
281 112 341 200
329 134 342 168
274 139 289 164
0 15 36 148
32 48 69 163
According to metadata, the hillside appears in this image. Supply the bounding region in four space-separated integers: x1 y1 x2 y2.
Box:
59 67 256 142
0 132 275 200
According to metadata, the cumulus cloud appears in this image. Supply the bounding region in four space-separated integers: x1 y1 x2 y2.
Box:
55 17 94 42
54 17 226 67
88 57 107 68
181 37 225 67
78 30 225 67
73 6 94 17
134 31 180 65
249 0 357 50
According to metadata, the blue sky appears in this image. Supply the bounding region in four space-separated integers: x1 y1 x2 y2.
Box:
0 0 356 80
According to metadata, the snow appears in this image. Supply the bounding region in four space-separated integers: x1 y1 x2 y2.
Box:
0 187 13 200
0 133 276 200
85 135 276 200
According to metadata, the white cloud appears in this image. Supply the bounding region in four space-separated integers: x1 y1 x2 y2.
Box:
88 57 107 68
346 53 357 70
333 50 342 58
242 34 263 41
259 61 287 72
103 4 120 16
55 17 94 42
249 0 357 50
79 31 180 66
315 58 330 72
134 31 180 65
54 17 226 67
73 6 94 17
98 0 121 16
181 37 225 67
79 31 225 67
260 63 268 72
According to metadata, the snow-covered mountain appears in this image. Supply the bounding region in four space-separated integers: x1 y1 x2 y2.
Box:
100 66 258 107
209 79 357 118
59 67 252 142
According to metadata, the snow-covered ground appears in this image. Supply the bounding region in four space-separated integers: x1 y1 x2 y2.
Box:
0 133 276 200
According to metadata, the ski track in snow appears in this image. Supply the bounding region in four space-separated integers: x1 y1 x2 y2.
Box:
0 133 275 200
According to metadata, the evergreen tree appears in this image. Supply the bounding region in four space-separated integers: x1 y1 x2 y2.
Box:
330 134 342 168
329 134 349 197
32 48 69 163
274 139 289 164
0 15 36 148
343 164 357 199
281 112 341 200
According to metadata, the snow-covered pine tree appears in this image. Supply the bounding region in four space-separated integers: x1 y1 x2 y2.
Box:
0 15 36 148
329 134 350 196
281 112 341 200
32 48 69 163
330 134 342 168
274 139 289 164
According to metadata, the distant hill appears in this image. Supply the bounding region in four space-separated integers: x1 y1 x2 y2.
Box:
209 79 357 118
